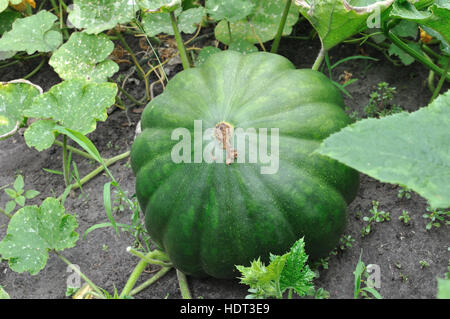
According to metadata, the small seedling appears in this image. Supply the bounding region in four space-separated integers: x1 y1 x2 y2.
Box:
330 234 355 255
363 82 403 118
398 210 411 224
353 252 382 299
361 201 391 237
1 175 40 217
419 260 429 269
397 186 412 199
423 207 450 230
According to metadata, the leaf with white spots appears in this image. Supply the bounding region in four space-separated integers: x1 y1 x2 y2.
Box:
0 197 78 275
0 10 62 54
49 32 119 83
140 7 205 36
215 0 299 45
23 80 117 151
206 0 255 22
23 119 56 151
0 80 42 140
67 0 139 34
228 39 258 54
137 0 181 12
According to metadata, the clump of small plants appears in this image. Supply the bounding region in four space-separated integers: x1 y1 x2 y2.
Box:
398 210 411 225
423 207 450 230
361 201 391 237
363 82 404 118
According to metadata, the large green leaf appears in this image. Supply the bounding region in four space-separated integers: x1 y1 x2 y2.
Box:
140 7 205 36
68 0 139 34
206 0 255 22
23 80 117 151
318 90 450 209
0 198 78 275
0 10 62 54
49 32 119 83
215 0 299 45
390 0 449 44
296 0 394 50
0 80 42 139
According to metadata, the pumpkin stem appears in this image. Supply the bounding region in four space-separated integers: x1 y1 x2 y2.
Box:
214 121 237 165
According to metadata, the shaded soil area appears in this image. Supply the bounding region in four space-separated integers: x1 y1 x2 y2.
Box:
0 23 449 299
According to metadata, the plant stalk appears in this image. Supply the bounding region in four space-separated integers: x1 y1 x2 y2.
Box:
23 56 46 80
54 251 105 298
129 267 171 296
176 269 192 299
115 30 151 100
312 46 326 71
385 31 450 81
119 255 149 298
54 139 95 160
169 11 191 70
62 135 70 187
0 207 12 219
271 0 292 53
430 58 450 103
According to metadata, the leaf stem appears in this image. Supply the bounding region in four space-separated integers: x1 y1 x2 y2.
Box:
385 31 450 81
115 30 151 100
57 151 130 199
430 58 450 103
121 248 172 298
169 11 191 70
53 139 94 160
54 251 105 298
23 56 46 80
271 0 292 53
312 46 326 71
62 135 70 187
129 267 171 296
0 207 12 219
176 269 192 299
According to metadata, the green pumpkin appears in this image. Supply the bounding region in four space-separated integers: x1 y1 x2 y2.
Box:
131 51 359 279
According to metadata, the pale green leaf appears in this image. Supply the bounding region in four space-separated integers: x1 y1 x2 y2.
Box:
0 80 42 139
0 10 62 54
24 189 40 199
195 46 221 66
68 0 139 34
228 39 258 54
4 201 16 214
49 32 119 83
24 79 117 135
0 0 8 13
215 0 299 45
137 0 181 12
0 197 78 275
24 119 56 151
13 175 24 191
296 0 394 50
437 278 450 299
141 7 205 36
318 90 450 209
206 0 255 22
178 7 205 34
0 285 10 299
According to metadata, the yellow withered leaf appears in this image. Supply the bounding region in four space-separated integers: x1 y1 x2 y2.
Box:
10 0 36 12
